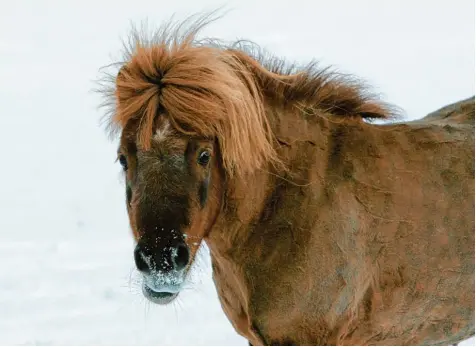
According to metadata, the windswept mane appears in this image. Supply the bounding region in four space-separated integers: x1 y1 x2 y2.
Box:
97 13 398 176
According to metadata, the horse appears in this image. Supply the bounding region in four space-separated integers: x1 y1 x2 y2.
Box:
98 15 475 346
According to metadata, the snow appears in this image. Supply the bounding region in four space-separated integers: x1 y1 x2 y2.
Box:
0 0 474 345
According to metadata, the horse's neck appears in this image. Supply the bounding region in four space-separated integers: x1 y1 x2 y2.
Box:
205 106 365 339
206 167 273 255
206 104 335 256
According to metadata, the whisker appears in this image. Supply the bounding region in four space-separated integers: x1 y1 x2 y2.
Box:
172 298 180 324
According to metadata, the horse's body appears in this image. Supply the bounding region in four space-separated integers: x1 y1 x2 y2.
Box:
99 16 475 346
207 97 475 345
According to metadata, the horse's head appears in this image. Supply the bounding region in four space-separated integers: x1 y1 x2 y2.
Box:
100 20 281 305
118 117 224 304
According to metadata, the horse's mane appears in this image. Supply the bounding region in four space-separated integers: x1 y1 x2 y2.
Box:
97 13 398 177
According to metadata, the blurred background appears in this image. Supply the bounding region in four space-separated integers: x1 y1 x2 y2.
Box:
0 0 474 345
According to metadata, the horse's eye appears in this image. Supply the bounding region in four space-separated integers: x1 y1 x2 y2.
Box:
119 154 128 171
198 150 211 166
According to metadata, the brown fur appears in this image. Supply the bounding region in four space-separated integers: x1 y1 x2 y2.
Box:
98 15 475 346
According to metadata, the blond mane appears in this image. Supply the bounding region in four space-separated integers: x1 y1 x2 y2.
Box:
97 14 398 177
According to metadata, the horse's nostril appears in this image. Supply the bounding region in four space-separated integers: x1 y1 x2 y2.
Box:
134 244 152 274
134 241 189 273
172 243 189 271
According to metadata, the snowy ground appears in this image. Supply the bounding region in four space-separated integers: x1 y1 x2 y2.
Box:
0 0 474 345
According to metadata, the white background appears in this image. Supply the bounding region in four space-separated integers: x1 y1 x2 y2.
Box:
0 0 474 345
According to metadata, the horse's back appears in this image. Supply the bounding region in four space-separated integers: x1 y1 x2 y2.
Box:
420 96 475 125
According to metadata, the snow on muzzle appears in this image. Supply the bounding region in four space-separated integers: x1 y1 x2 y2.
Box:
134 241 190 304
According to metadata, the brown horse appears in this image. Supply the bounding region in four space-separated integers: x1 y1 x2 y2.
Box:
98 16 475 346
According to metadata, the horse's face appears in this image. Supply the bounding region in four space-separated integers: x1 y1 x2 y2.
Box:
118 119 223 305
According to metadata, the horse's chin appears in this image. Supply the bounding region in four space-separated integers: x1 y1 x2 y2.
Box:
142 283 179 305
140 270 185 305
